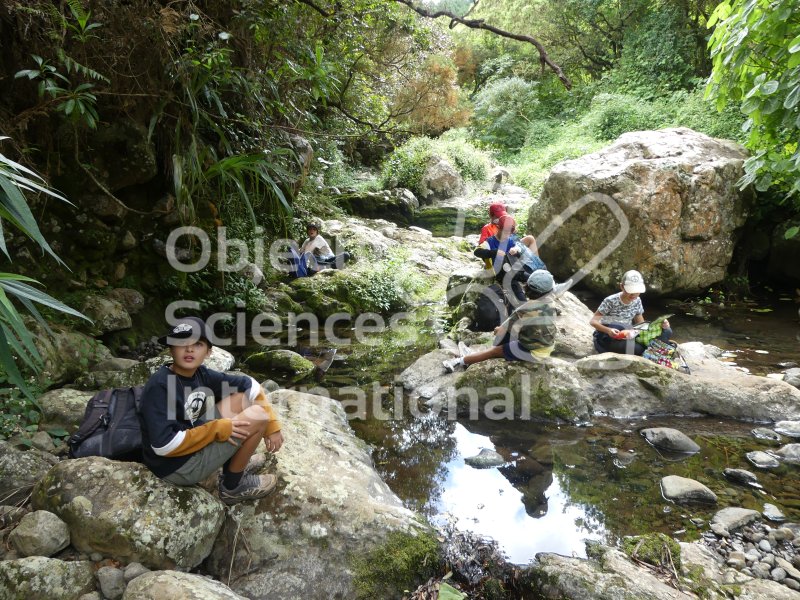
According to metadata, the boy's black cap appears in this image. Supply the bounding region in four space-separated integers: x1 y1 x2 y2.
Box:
157 317 213 346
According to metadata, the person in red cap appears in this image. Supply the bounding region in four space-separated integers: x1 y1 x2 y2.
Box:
478 202 507 244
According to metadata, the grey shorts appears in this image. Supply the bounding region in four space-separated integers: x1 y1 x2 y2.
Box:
163 409 240 486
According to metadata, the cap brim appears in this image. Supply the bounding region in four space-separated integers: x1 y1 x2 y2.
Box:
623 283 646 293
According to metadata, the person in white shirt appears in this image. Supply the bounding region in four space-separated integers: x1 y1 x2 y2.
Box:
289 221 350 277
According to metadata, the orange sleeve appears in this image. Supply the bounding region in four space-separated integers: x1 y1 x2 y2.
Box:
253 390 282 436
166 419 233 457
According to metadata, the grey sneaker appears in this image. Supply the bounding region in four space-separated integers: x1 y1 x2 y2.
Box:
442 357 465 373
218 473 277 505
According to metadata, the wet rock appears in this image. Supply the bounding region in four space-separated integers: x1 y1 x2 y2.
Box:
774 421 800 438
32 458 225 569
723 468 761 488
785 368 800 389
9 510 70 557
122 570 247 599
464 449 505 469
752 427 782 442
746 450 781 469
763 503 787 522
712 507 760 532
243 349 315 382
334 188 419 225
661 475 717 503
97 565 125 600
772 443 800 465
0 557 94 599
641 427 701 454
0 442 58 504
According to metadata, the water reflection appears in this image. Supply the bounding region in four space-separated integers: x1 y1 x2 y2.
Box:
432 424 606 564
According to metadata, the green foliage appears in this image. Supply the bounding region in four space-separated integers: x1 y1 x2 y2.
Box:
585 93 667 140
380 135 490 196
524 119 561 148
351 530 440 600
668 88 746 142
613 6 697 96
706 0 800 203
471 77 540 149
0 375 43 440
0 139 88 398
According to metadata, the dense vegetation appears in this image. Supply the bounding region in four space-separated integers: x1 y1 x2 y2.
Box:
0 0 798 394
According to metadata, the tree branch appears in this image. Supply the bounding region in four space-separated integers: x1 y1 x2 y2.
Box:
393 0 571 89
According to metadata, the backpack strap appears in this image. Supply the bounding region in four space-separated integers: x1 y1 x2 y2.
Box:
68 389 114 454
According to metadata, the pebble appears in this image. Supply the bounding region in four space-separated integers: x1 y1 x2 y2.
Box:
752 563 771 579
746 450 780 469
759 539 772 553
786 579 800 591
123 562 150 582
96 566 125 600
751 428 782 442
90 552 103 562
764 503 787 522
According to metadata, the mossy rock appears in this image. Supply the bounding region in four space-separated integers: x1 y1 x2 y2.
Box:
243 350 315 382
621 533 681 571
351 531 440 600
413 206 484 238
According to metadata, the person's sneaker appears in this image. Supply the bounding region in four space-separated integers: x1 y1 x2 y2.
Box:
442 357 465 373
218 473 278 505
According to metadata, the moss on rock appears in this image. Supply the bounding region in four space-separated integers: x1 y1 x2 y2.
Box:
244 349 315 382
351 531 440 600
621 533 681 572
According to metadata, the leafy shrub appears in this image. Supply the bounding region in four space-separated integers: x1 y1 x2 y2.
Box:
585 93 667 140
524 119 560 148
471 76 540 149
381 135 490 196
668 88 746 142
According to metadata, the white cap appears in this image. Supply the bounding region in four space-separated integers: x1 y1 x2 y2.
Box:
621 270 646 294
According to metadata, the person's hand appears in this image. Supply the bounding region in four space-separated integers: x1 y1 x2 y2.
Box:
496 249 506 257
607 328 621 338
228 419 250 444
508 247 519 256
265 431 284 453
662 319 670 329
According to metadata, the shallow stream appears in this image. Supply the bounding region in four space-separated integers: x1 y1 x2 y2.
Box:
244 291 800 565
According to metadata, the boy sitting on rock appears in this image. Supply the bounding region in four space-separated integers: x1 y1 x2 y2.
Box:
443 270 564 372
139 317 284 504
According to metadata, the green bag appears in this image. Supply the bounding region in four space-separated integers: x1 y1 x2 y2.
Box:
634 314 673 345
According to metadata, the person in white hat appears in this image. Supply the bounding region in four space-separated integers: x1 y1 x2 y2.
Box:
589 270 672 355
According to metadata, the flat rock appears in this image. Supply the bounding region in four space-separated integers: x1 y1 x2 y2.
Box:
122 570 247 599
711 507 760 532
752 427 782 442
661 475 717 503
723 468 760 488
774 421 800 438
772 443 800 465
763 503 787 522
641 428 701 454
746 450 781 469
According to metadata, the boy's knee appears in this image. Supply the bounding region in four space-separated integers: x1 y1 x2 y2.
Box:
243 404 270 429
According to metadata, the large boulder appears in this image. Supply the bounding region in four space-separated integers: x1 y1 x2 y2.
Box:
30 322 112 386
334 188 419 225
419 156 465 202
32 458 225 569
204 390 430 600
528 128 753 295
37 388 94 431
0 557 94 600
0 442 59 504
399 341 800 423
122 571 247 600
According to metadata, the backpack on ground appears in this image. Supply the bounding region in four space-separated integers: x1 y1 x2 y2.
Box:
472 284 510 331
642 339 691 375
68 386 144 460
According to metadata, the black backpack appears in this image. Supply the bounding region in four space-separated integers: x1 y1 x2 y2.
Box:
68 386 145 461
472 284 511 332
